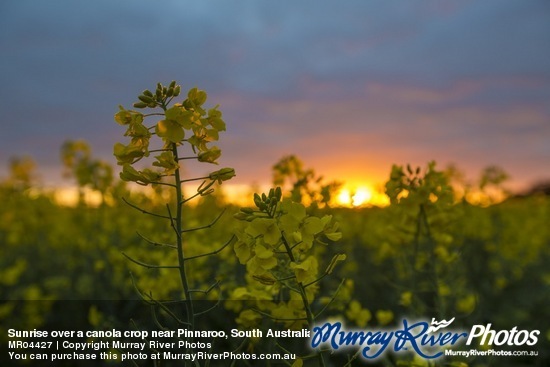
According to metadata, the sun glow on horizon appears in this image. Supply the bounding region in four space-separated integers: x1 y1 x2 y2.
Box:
335 184 389 207
49 181 391 208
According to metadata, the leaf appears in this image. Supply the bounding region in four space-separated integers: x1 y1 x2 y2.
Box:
155 119 184 143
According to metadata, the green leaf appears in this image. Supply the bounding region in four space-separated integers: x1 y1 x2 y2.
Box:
156 119 184 143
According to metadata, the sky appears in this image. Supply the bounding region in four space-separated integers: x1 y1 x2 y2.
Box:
1 0 549 195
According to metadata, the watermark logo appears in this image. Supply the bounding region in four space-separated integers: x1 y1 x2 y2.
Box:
466 324 539 347
310 318 540 361
427 317 455 333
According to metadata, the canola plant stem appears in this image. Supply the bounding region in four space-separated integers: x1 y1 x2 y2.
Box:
281 234 326 367
172 143 196 337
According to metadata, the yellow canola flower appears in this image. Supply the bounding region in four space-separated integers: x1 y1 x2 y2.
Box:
376 310 394 326
399 291 413 307
290 256 318 283
346 300 372 327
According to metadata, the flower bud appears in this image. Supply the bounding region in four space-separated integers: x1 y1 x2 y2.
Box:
133 102 147 109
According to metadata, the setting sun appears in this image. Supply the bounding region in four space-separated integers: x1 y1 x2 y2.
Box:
352 187 372 206
335 185 389 207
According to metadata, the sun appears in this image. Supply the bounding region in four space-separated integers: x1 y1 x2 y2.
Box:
336 186 374 207
335 184 389 207
352 187 372 206
336 188 352 206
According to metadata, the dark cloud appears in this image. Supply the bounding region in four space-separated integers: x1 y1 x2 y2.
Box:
0 0 548 190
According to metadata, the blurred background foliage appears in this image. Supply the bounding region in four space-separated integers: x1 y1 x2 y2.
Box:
0 145 549 366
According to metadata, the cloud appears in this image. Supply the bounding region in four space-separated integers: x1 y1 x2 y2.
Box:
0 1 548 191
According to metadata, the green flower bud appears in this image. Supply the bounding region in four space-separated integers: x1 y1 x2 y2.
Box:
233 212 249 221
138 95 153 103
208 167 236 183
254 193 262 208
133 102 147 109
275 186 282 201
